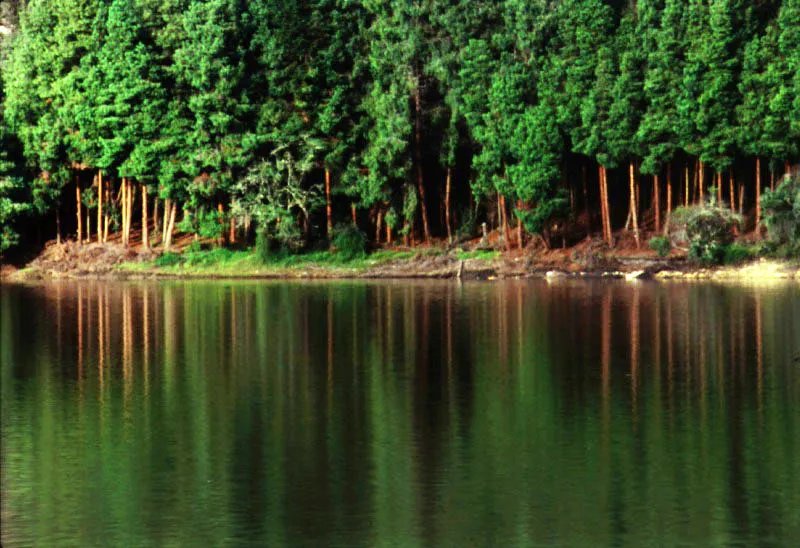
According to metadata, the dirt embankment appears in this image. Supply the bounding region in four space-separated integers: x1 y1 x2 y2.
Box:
3 237 798 283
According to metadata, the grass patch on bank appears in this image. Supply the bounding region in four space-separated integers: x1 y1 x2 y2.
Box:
455 249 500 261
118 246 461 275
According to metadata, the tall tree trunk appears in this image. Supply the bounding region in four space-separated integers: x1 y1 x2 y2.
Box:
229 217 236 244
500 194 510 251
351 203 357 225
86 212 91 243
325 169 333 236
770 167 775 191
162 198 171 246
666 163 673 230
445 167 452 244
375 209 383 244
685 165 690 207
629 161 640 248
599 165 612 245
716 172 723 206
756 157 762 234
729 172 735 211
386 223 392 246
698 160 704 203
516 200 523 250
103 180 110 243
97 171 103 244
654 174 661 233
738 181 744 216
164 203 177 250
413 87 431 243
217 202 225 247
582 165 590 238
56 209 61 245
76 181 82 244
141 183 149 251
121 178 128 246
599 165 607 244
153 198 159 240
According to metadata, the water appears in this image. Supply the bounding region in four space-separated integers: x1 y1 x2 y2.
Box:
1 280 799 547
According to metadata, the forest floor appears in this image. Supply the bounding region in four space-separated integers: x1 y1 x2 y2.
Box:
3 228 799 283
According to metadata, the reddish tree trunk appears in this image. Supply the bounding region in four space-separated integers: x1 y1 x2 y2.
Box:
325 169 333 235
142 184 149 250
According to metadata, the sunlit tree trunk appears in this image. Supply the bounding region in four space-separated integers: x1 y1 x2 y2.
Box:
599 165 611 245
717 172 723 205
375 209 383 244
666 164 673 230
103 179 110 243
500 194 510 251
654 174 661 233
141 183 149 251
121 178 127 246
729 172 735 211
164 203 177 250
698 160 704 203
325 169 333 236
413 88 431 243
629 161 640 248
76 180 82 244
162 198 171 246
97 171 103 243
153 198 159 241
685 165 690 207
445 167 452 244
756 157 761 234
516 200 523 250
582 165 590 238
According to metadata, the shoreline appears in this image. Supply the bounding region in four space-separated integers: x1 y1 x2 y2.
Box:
3 241 799 284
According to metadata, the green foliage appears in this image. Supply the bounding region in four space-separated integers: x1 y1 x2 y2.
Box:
723 242 757 265
456 206 477 240
672 204 742 265
155 252 183 267
331 223 367 260
1 0 799 259
649 236 672 257
762 174 800 247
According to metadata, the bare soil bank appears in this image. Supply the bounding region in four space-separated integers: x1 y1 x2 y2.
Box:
3 238 798 283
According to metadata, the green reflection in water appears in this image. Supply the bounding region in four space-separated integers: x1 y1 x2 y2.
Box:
1 281 799 547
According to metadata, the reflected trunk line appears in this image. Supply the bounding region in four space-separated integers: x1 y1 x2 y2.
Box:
123 288 134 402
699 305 707 423
231 288 238 369
716 319 725 409
654 291 661 380
143 286 150 396
601 286 611 407
57 284 63 368
755 295 763 412
77 285 84 382
630 286 640 416
667 292 674 407
327 294 333 411
98 287 104 390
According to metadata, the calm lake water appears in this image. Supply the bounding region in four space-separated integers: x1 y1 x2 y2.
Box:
1 280 799 547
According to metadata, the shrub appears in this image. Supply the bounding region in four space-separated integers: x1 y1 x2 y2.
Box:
648 235 671 257
155 252 183 268
723 243 757 265
255 218 304 263
331 223 367 260
762 173 800 248
671 204 741 265
455 206 477 240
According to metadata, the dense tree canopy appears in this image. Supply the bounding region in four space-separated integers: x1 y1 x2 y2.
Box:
1 0 799 255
